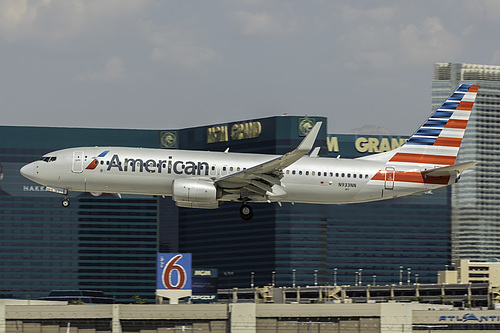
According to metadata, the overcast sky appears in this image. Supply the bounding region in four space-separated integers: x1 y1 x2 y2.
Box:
1 0 499 135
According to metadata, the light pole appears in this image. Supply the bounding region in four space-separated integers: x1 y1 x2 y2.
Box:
292 269 296 288
359 269 363 286
399 266 403 285
251 271 254 288
334 268 337 286
407 268 411 285
272 271 276 287
355 271 358 286
415 273 419 285
314 270 318 286
373 275 376 286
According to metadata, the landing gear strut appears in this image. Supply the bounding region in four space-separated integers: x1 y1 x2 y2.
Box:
240 204 253 221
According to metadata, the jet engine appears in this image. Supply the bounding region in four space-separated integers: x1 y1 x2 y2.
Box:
172 178 219 209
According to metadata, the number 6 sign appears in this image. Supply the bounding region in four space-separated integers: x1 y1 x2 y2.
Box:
157 253 192 290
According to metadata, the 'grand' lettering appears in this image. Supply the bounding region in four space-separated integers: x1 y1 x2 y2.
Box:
355 137 407 153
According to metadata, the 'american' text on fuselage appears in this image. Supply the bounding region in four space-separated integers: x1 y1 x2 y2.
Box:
106 154 209 175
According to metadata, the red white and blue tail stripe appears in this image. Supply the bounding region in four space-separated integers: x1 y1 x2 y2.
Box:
388 84 478 168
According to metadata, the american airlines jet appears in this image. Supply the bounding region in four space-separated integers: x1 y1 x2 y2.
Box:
20 84 478 220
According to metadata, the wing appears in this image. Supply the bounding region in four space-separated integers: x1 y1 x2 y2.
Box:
215 121 322 196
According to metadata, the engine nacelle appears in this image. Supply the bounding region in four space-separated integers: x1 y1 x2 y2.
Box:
172 178 218 209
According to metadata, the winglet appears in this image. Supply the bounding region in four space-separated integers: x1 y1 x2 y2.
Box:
297 121 322 153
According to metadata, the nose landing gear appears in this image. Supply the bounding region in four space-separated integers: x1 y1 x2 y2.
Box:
45 186 70 208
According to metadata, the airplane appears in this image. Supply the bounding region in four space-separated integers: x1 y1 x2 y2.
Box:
20 84 479 220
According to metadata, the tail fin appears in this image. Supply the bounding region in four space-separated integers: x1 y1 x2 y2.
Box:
359 84 478 168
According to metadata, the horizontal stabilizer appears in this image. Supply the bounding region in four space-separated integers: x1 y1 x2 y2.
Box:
422 161 478 177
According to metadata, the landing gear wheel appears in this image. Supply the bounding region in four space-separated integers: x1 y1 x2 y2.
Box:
62 199 70 208
240 204 253 221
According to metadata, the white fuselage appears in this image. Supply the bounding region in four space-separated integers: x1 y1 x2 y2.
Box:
20 146 447 205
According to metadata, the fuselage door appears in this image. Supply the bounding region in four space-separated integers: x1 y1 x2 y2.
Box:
384 167 395 190
72 151 84 173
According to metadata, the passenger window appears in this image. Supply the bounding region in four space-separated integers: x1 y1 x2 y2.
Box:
237 167 241 171
336 173 339 177
299 171 303 175
347 174 351 178
306 171 309 176
230 167 234 171
341 173 345 177
292 170 295 175
312 171 316 176
353 174 357 179
330 172 333 177
286 170 290 174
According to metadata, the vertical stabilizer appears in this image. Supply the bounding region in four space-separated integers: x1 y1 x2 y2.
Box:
358 84 478 169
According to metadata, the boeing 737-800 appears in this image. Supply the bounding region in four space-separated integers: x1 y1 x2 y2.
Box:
20 84 479 220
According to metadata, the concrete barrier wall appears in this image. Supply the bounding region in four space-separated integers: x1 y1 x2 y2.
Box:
1 300 453 333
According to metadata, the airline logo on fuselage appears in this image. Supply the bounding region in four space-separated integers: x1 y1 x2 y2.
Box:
105 154 210 175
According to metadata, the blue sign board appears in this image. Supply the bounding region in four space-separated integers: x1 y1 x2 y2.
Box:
157 253 192 290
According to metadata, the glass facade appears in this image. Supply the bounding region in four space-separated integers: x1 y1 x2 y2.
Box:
176 116 450 288
1 115 453 301
0 126 165 302
433 63 500 262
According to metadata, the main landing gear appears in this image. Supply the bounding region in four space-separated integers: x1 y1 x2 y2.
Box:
62 198 70 207
239 204 253 221
61 190 70 207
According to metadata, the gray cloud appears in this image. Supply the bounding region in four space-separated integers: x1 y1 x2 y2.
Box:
76 57 126 82
0 1 498 135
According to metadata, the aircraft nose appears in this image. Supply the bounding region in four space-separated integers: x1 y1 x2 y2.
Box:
20 163 35 180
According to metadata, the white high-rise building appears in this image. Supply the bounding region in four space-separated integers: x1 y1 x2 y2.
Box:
433 62 500 261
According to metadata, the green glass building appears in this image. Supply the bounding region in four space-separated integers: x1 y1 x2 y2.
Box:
0 115 450 301
0 126 168 302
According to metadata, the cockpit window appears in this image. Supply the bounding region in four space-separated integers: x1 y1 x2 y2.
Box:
42 156 57 162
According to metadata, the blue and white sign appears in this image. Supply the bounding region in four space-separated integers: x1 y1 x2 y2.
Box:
157 253 192 290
